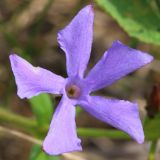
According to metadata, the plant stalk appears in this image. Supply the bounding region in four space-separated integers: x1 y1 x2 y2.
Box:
0 107 130 139
148 140 157 160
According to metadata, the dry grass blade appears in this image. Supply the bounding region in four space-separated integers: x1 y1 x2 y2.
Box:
62 153 87 160
0 125 42 144
0 126 85 160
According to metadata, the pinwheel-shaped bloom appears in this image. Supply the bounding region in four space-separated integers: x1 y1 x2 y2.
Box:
10 5 153 155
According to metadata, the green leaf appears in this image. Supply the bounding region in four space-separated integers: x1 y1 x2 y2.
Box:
95 0 160 45
144 113 160 140
29 94 53 126
30 144 60 160
29 144 41 160
76 106 83 116
35 152 59 160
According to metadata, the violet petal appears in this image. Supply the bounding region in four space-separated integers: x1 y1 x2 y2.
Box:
79 96 144 144
9 54 65 98
43 96 82 155
57 5 94 78
85 40 153 92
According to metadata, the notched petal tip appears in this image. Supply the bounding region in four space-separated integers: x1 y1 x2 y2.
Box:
17 92 25 99
10 53 65 99
9 53 18 59
133 130 144 144
79 96 145 145
125 102 145 144
10 54 28 70
112 40 154 64
9 54 18 66
42 127 83 155
84 5 94 19
85 4 94 13
131 123 144 144
137 135 145 144
42 96 82 155
112 40 121 45
17 90 38 99
141 52 154 64
57 4 94 78
9 52 17 56
42 141 82 156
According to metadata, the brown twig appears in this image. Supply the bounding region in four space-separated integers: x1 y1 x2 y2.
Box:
0 125 85 160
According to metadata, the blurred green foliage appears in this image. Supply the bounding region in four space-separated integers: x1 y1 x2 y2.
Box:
95 0 160 45
29 94 54 126
144 113 160 140
0 0 160 159
30 144 59 160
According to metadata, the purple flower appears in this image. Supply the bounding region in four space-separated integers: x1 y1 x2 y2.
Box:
10 5 153 155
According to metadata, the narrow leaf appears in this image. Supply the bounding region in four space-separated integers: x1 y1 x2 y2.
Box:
29 94 53 126
30 144 60 160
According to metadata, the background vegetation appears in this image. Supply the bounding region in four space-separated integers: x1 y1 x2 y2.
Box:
0 0 160 159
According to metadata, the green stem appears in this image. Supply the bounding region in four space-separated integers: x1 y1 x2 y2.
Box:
77 128 129 139
0 107 129 139
0 107 37 133
148 140 157 160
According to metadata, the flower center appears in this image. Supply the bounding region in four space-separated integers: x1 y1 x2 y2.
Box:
66 84 81 99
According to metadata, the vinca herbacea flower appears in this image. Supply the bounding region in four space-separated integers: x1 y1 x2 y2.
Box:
10 5 153 155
